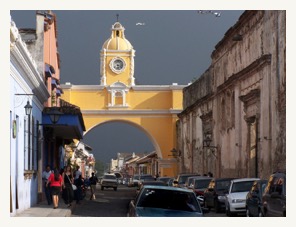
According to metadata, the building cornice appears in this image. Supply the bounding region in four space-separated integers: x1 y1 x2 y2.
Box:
132 85 186 91
82 109 183 115
60 84 186 91
10 19 50 103
216 54 271 94
60 84 106 90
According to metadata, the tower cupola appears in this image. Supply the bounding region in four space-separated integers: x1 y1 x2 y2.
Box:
102 22 133 51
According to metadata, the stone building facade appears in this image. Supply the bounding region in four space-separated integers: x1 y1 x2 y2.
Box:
177 11 286 179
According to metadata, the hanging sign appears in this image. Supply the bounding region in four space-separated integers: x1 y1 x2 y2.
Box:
12 120 17 138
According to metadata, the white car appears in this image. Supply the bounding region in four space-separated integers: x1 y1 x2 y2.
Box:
100 174 118 191
225 178 260 216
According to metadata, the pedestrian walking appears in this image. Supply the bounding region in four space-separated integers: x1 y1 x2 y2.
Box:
42 165 52 205
62 165 74 207
89 172 98 200
74 165 82 180
46 168 63 209
74 174 84 204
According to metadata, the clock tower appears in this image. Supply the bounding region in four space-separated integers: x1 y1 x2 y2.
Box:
62 20 186 178
100 21 135 87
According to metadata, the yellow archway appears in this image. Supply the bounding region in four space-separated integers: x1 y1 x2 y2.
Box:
85 119 162 158
61 21 185 177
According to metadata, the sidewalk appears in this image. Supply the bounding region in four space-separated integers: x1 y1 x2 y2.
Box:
14 198 77 217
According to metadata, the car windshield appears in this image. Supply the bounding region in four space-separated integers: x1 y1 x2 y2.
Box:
141 176 155 181
140 175 153 180
104 175 116 179
179 175 197 184
216 180 231 191
137 188 201 213
231 181 255 193
158 177 171 183
194 179 212 189
187 178 196 186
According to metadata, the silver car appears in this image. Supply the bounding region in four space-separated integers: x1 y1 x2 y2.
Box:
101 174 118 191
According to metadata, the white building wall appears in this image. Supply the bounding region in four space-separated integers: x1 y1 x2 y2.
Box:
10 17 49 216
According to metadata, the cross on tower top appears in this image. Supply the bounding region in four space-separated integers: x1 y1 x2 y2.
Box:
116 14 119 22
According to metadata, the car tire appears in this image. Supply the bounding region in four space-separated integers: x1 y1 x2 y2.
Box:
246 207 251 217
204 199 211 211
101 186 104 190
214 200 220 213
114 187 117 191
226 203 234 217
258 209 263 217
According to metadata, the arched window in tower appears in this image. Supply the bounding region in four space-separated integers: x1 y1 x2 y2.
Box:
116 30 119 37
115 91 123 105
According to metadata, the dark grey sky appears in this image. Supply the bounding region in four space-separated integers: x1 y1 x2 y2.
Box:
10 10 244 165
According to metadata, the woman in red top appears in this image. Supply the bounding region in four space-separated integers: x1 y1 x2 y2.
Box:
46 168 63 209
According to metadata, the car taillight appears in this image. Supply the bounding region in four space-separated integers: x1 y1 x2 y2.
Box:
194 190 204 196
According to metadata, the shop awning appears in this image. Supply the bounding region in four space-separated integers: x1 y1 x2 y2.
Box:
45 63 55 77
51 78 58 88
42 105 85 140
56 87 63 96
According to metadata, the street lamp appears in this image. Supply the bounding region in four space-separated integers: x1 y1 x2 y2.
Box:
24 100 32 116
169 148 181 158
48 107 63 124
203 132 217 157
37 108 64 142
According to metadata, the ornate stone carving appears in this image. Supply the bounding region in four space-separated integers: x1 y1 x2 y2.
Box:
239 89 260 120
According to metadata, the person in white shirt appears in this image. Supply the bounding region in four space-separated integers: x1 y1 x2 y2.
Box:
74 166 82 180
42 165 52 205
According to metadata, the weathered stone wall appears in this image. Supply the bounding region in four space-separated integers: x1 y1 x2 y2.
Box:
183 68 213 109
178 11 286 179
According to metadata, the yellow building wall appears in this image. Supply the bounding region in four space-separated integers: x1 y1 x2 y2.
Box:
61 86 183 177
127 90 173 109
62 88 183 111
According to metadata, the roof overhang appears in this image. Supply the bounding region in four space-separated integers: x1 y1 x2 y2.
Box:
42 108 85 140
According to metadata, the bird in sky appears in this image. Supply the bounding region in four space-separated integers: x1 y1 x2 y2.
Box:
197 10 221 17
136 22 145 26
213 12 221 17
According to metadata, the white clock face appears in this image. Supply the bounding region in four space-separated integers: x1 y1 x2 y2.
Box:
110 57 126 74
113 59 124 70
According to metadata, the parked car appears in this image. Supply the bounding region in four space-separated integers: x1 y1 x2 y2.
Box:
128 174 154 187
127 185 203 217
136 180 167 194
262 171 286 217
100 174 118 191
137 174 155 188
225 178 260 216
245 179 268 217
185 176 202 188
158 177 174 186
187 177 213 208
167 178 174 186
173 173 200 188
204 177 236 213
